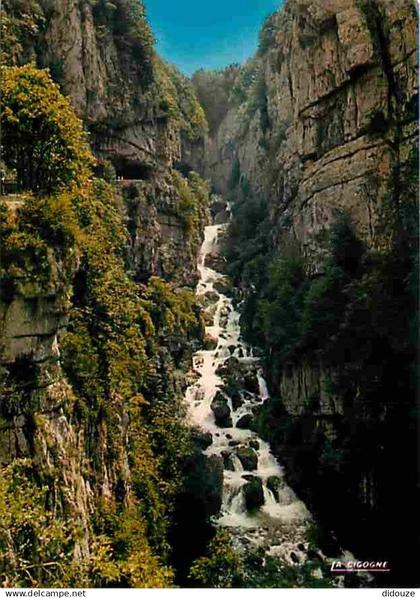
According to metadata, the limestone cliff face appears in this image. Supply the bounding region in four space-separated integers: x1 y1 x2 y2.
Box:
6 0 175 168
0 2 211 584
3 0 208 286
198 0 418 414
200 0 417 256
195 0 418 585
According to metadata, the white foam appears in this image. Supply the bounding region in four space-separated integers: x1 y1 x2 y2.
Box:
185 223 312 549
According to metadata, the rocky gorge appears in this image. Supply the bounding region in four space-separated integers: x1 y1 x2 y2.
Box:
191 0 418 588
0 0 418 589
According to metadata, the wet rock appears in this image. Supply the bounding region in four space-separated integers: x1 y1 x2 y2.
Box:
307 549 323 563
181 453 223 519
216 356 240 378
211 393 232 428
244 372 259 394
214 208 230 225
228 345 236 354
242 474 256 482
203 334 218 351
191 429 213 450
221 375 241 397
249 439 259 450
202 290 219 304
236 414 255 430
267 476 283 500
204 251 226 272
236 446 258 470
228 440 240 447
231 392 244 410
298 543 306 552
243 477 264 512
214 279 234 297
290 552 300 563
221 450 235 471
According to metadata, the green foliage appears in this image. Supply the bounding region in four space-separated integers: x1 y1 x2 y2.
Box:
0 193 81 300
0 61 209 586
1 65 94 194
0 460 174 588
0 0 45 65
231 213 367 359
0 460 76 588
90 0 155 87
59 178 205 571
190 531 333 588
0 174 205 586
189 531 243 588
225 190 271 289
171 170 210 235
155 59 208 140
301 265 346 341
241 66 270 133
256 252 308 356
142 277 199 335
192 65 240 133
191 60 271 135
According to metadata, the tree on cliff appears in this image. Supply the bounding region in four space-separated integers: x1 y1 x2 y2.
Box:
0 65 94 194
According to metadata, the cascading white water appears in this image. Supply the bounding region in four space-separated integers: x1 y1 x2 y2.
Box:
185 223 313 561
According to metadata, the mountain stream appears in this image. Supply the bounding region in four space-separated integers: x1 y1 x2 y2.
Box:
185 223 314 565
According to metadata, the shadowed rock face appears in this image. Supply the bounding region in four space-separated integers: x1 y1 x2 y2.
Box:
243 477 264 512
0 2 212 582
0 0 417 587
192 0 418 587
197 0 418 258
3 0 210 288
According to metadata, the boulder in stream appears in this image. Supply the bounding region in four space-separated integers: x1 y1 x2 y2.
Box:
236 413 255 430
214 279 234 297
202 290 219 304
191 429 213 450
202 311 214 325
236 446 258 470
244 372 260 394
203 334 218 351
216 356 240 378
204 251 226 272
221 450 235 471
211 392 232 428
243 477 264 512
267 476 283 500
231 391 244 410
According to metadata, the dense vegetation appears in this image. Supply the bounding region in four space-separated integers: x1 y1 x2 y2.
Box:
189 530 333 588
191 58 272 138
90 0 155 87
155 59 208 141
0 0 207 147
1 66 93 194
0 64 211 588
192 66 240 133
0 0 46 65
224 148 419 583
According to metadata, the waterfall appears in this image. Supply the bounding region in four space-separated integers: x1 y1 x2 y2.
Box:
185 222 315 555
